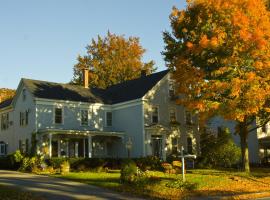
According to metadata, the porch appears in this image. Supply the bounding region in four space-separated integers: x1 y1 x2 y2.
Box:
259 136 270 163
37 129 124 158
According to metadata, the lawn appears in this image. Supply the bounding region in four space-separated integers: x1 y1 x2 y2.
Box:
53 168 270 200
0 184 42 200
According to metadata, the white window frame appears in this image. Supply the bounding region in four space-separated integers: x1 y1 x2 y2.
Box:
0 143 6 156
80 109 89 126
22 89 26 101
105 111 112 127
54 106 64 125
168 80 175 98
151 105 159 124
185 110 193 125
169 107 177 123
1 113 9 131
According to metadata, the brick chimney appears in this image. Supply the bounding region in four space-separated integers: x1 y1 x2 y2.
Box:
82 68 89 88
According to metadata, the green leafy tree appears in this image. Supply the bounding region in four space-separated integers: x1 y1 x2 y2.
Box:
163 0 270 172
199 127 241 168
72 32 156 89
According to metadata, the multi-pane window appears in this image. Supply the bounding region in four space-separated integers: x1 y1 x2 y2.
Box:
20 110 29 126
1 113 9 130
152 106 159 124
22 89 26 101
81 110 88 126
187 137 193 154
262 124 267 133
55 108 63 124
169 81 175 98
0 142 6 156
170 108 176 123
106 112 112 126
171 137 178 154
185 111 192 125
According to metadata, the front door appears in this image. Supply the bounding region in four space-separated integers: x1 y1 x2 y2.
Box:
151 135 163 159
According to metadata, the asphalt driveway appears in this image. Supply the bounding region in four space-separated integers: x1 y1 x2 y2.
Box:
0 170 144 200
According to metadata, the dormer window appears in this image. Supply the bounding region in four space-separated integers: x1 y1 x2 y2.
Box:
152 106 159 124
55 107 63 124
81 110 88 126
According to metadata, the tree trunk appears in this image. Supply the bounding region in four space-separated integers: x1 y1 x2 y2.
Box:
238 121 250 173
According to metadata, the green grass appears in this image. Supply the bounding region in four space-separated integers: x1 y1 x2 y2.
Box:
0 184 41 200
53 168 270 200
54 171 121 189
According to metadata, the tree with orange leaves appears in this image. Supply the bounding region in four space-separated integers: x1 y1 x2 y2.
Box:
163 0 270 172
0 88 15 103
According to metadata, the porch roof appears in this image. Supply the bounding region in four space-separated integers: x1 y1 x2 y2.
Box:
259 136 270 148
37 129 124 138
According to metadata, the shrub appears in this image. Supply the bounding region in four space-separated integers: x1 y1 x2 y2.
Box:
134 156 162 171
60 161 70 175
45 157 67 169
198 127 241 168
120 159 138 183
166 179 198 191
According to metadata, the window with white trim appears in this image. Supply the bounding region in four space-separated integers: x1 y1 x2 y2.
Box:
20 110 29 126
0 142 7 156
55 107 63 124
22 89 26 101
81 110 88 126
170 108 176 123
152 106 159 124
106 112 112 127
187 137 193 154
169 81 175 98
1 113 9 130
185 111 192 125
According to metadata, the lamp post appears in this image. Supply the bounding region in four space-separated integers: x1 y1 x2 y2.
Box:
126 137 132 158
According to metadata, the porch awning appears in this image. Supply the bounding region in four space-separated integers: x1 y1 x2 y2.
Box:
37 129 124 138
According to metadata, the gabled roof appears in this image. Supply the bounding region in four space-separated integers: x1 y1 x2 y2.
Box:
1 70 169 108
0 98 13 109
103 70 169 104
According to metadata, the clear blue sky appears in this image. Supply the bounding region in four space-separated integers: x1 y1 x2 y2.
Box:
0 0 186 89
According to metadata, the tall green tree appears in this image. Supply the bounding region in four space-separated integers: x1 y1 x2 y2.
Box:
163 0 270 172
72 32 156 89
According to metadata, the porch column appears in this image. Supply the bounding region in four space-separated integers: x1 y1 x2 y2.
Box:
49 133 52 158
83 139 86 158
57 138 61 157
66 140 69 157
88 135 92 158
75 142 79 158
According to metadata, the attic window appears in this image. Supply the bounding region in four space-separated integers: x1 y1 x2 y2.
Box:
22 89 26 101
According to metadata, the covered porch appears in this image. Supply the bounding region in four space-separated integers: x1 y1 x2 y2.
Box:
259 136 270 163
37 129 124 158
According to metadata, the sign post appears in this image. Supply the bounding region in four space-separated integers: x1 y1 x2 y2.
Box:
179 146 197 182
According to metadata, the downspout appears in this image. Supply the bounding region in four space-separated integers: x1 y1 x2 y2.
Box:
142 99 145 157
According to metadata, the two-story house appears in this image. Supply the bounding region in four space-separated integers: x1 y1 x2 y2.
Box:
0 70 200 160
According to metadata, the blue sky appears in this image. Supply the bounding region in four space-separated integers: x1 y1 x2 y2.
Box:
0 0 186 89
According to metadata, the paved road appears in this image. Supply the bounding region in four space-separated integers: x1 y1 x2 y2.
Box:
0 170 144 200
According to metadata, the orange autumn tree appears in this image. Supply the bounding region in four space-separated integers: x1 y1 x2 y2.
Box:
0 88 15 103
163 0 270 172
72 32 156 89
